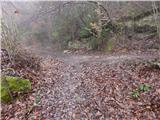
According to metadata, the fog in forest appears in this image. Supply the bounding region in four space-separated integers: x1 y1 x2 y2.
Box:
1 1 160 120
2 1 160 53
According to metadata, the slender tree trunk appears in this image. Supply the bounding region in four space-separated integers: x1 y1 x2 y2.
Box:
152 2 160 39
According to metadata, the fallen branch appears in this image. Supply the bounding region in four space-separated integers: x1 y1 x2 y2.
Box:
119 7 160 22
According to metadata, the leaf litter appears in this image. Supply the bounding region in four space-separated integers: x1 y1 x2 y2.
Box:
1 49 160 120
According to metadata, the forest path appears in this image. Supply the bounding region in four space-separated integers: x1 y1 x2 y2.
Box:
33 48 159 65
37 50 159 119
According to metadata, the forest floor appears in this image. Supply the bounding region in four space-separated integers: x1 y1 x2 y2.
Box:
33 49 160 120
1 49 160 120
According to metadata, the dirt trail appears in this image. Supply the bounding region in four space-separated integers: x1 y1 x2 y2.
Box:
37 50 159 119
33 48 159 64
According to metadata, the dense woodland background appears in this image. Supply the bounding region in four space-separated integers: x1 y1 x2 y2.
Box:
2 1 160 52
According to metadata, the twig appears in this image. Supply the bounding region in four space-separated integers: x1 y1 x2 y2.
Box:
23 105 36 120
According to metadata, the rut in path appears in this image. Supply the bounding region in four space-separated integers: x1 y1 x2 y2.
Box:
40 57 85 119
38 53 159 119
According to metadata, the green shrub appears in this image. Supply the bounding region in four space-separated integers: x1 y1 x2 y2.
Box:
131 90 140 98
131 84 151 99
105 40 113 51
79 28 92 38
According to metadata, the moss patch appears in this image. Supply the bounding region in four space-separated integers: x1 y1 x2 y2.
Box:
1 85 11 103
1 76 31 103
